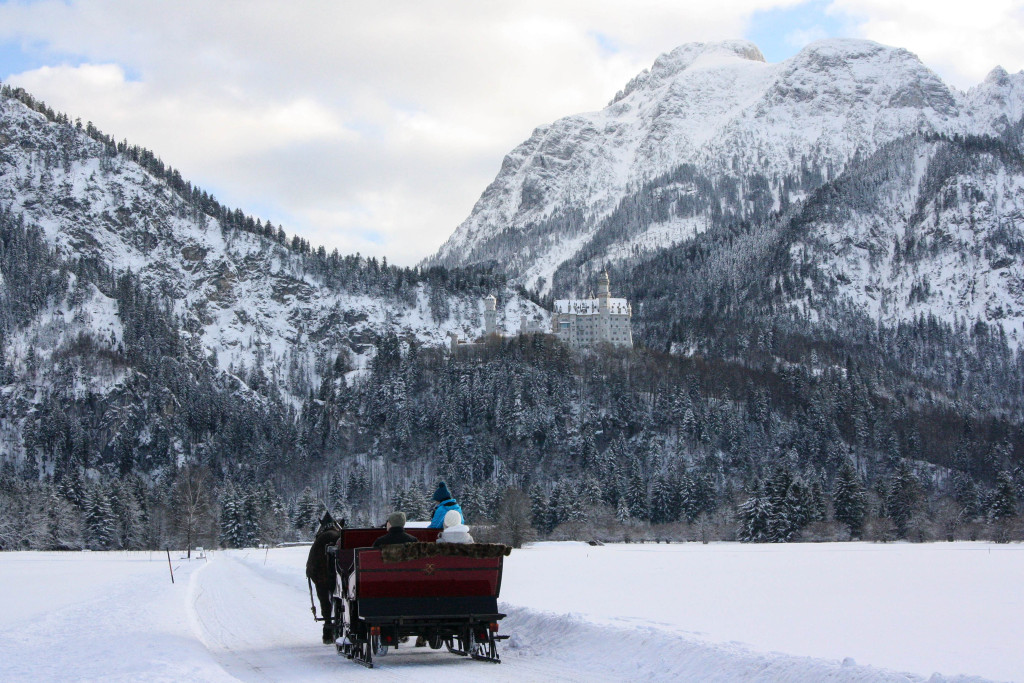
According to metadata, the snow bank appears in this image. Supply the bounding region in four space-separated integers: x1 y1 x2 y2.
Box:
501 542 1023 682
0 551 234 682
500 605 991 683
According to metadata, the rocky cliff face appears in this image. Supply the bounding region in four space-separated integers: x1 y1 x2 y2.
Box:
430 39 1024 304
792 132 1024 341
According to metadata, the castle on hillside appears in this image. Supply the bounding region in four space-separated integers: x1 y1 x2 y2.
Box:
551 271 633 349
451 271 632 353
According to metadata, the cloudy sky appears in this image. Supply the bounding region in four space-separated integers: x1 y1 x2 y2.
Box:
1 0 1023 265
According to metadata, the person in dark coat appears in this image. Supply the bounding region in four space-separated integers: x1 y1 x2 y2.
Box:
428 481 464 529
372 511 418 548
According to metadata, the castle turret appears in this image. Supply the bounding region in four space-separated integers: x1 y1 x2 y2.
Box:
483 294 497 336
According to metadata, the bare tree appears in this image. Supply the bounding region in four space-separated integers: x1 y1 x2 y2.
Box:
493 487 536 548
172 465 212 558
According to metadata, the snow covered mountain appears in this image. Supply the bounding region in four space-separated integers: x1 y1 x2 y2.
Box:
0 87 542 399
1 76 1021 560
0 86 546 473
430 39 1024 300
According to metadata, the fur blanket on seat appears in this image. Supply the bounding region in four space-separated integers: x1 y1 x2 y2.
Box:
380 542 511 563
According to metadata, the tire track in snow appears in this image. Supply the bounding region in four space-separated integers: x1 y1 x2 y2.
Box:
188 553 338 681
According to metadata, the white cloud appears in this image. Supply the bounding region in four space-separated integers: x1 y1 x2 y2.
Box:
832 0 1024 89
11 63 349 158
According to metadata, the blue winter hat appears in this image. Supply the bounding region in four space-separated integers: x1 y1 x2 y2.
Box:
432 481 453 502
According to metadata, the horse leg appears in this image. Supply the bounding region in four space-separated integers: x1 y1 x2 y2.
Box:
316 584 334 644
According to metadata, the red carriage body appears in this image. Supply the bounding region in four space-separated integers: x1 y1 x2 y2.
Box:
330 527 508 668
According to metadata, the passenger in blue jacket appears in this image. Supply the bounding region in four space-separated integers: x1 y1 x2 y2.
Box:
428 481 464 529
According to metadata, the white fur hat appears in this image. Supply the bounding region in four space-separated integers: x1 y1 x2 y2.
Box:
443 509 462 528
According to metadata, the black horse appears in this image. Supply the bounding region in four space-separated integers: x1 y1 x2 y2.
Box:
306 512 343 644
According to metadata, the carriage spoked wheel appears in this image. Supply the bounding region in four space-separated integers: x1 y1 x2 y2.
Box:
335 629 353 658
345 636 375 668
335 630 351 657
333 611 350 656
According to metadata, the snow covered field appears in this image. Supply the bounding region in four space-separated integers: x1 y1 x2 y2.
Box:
1 542 1020 682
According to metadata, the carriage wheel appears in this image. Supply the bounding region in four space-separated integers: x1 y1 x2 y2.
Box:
332 599 345 640
345 636 373 668
335 623 353 657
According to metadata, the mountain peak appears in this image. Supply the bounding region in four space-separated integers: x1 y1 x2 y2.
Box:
433 37 1024 302
611 39 766 105
985 65 1011 86
798 37 888 56
661 39 767 67
784 38 931 75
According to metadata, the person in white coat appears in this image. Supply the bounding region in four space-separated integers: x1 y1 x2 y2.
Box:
436 509 474 543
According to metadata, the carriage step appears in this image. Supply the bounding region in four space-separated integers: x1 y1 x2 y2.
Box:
470 652 502 664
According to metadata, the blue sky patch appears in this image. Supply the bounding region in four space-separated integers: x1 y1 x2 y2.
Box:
0 39 62 79
746 1 851 63
588 31 620 57
359 229 384 245
0 38 141 82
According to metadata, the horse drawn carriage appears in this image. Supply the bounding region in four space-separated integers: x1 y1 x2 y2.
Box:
307 520 511 669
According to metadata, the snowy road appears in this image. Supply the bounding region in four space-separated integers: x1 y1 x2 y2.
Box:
187 551 944 683
191 550 770 682
1 543 1020 682
187 551 587 682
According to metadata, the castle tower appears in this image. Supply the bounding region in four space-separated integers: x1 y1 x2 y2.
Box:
483 294 497 336
598 270 611 311
597 270 611 342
